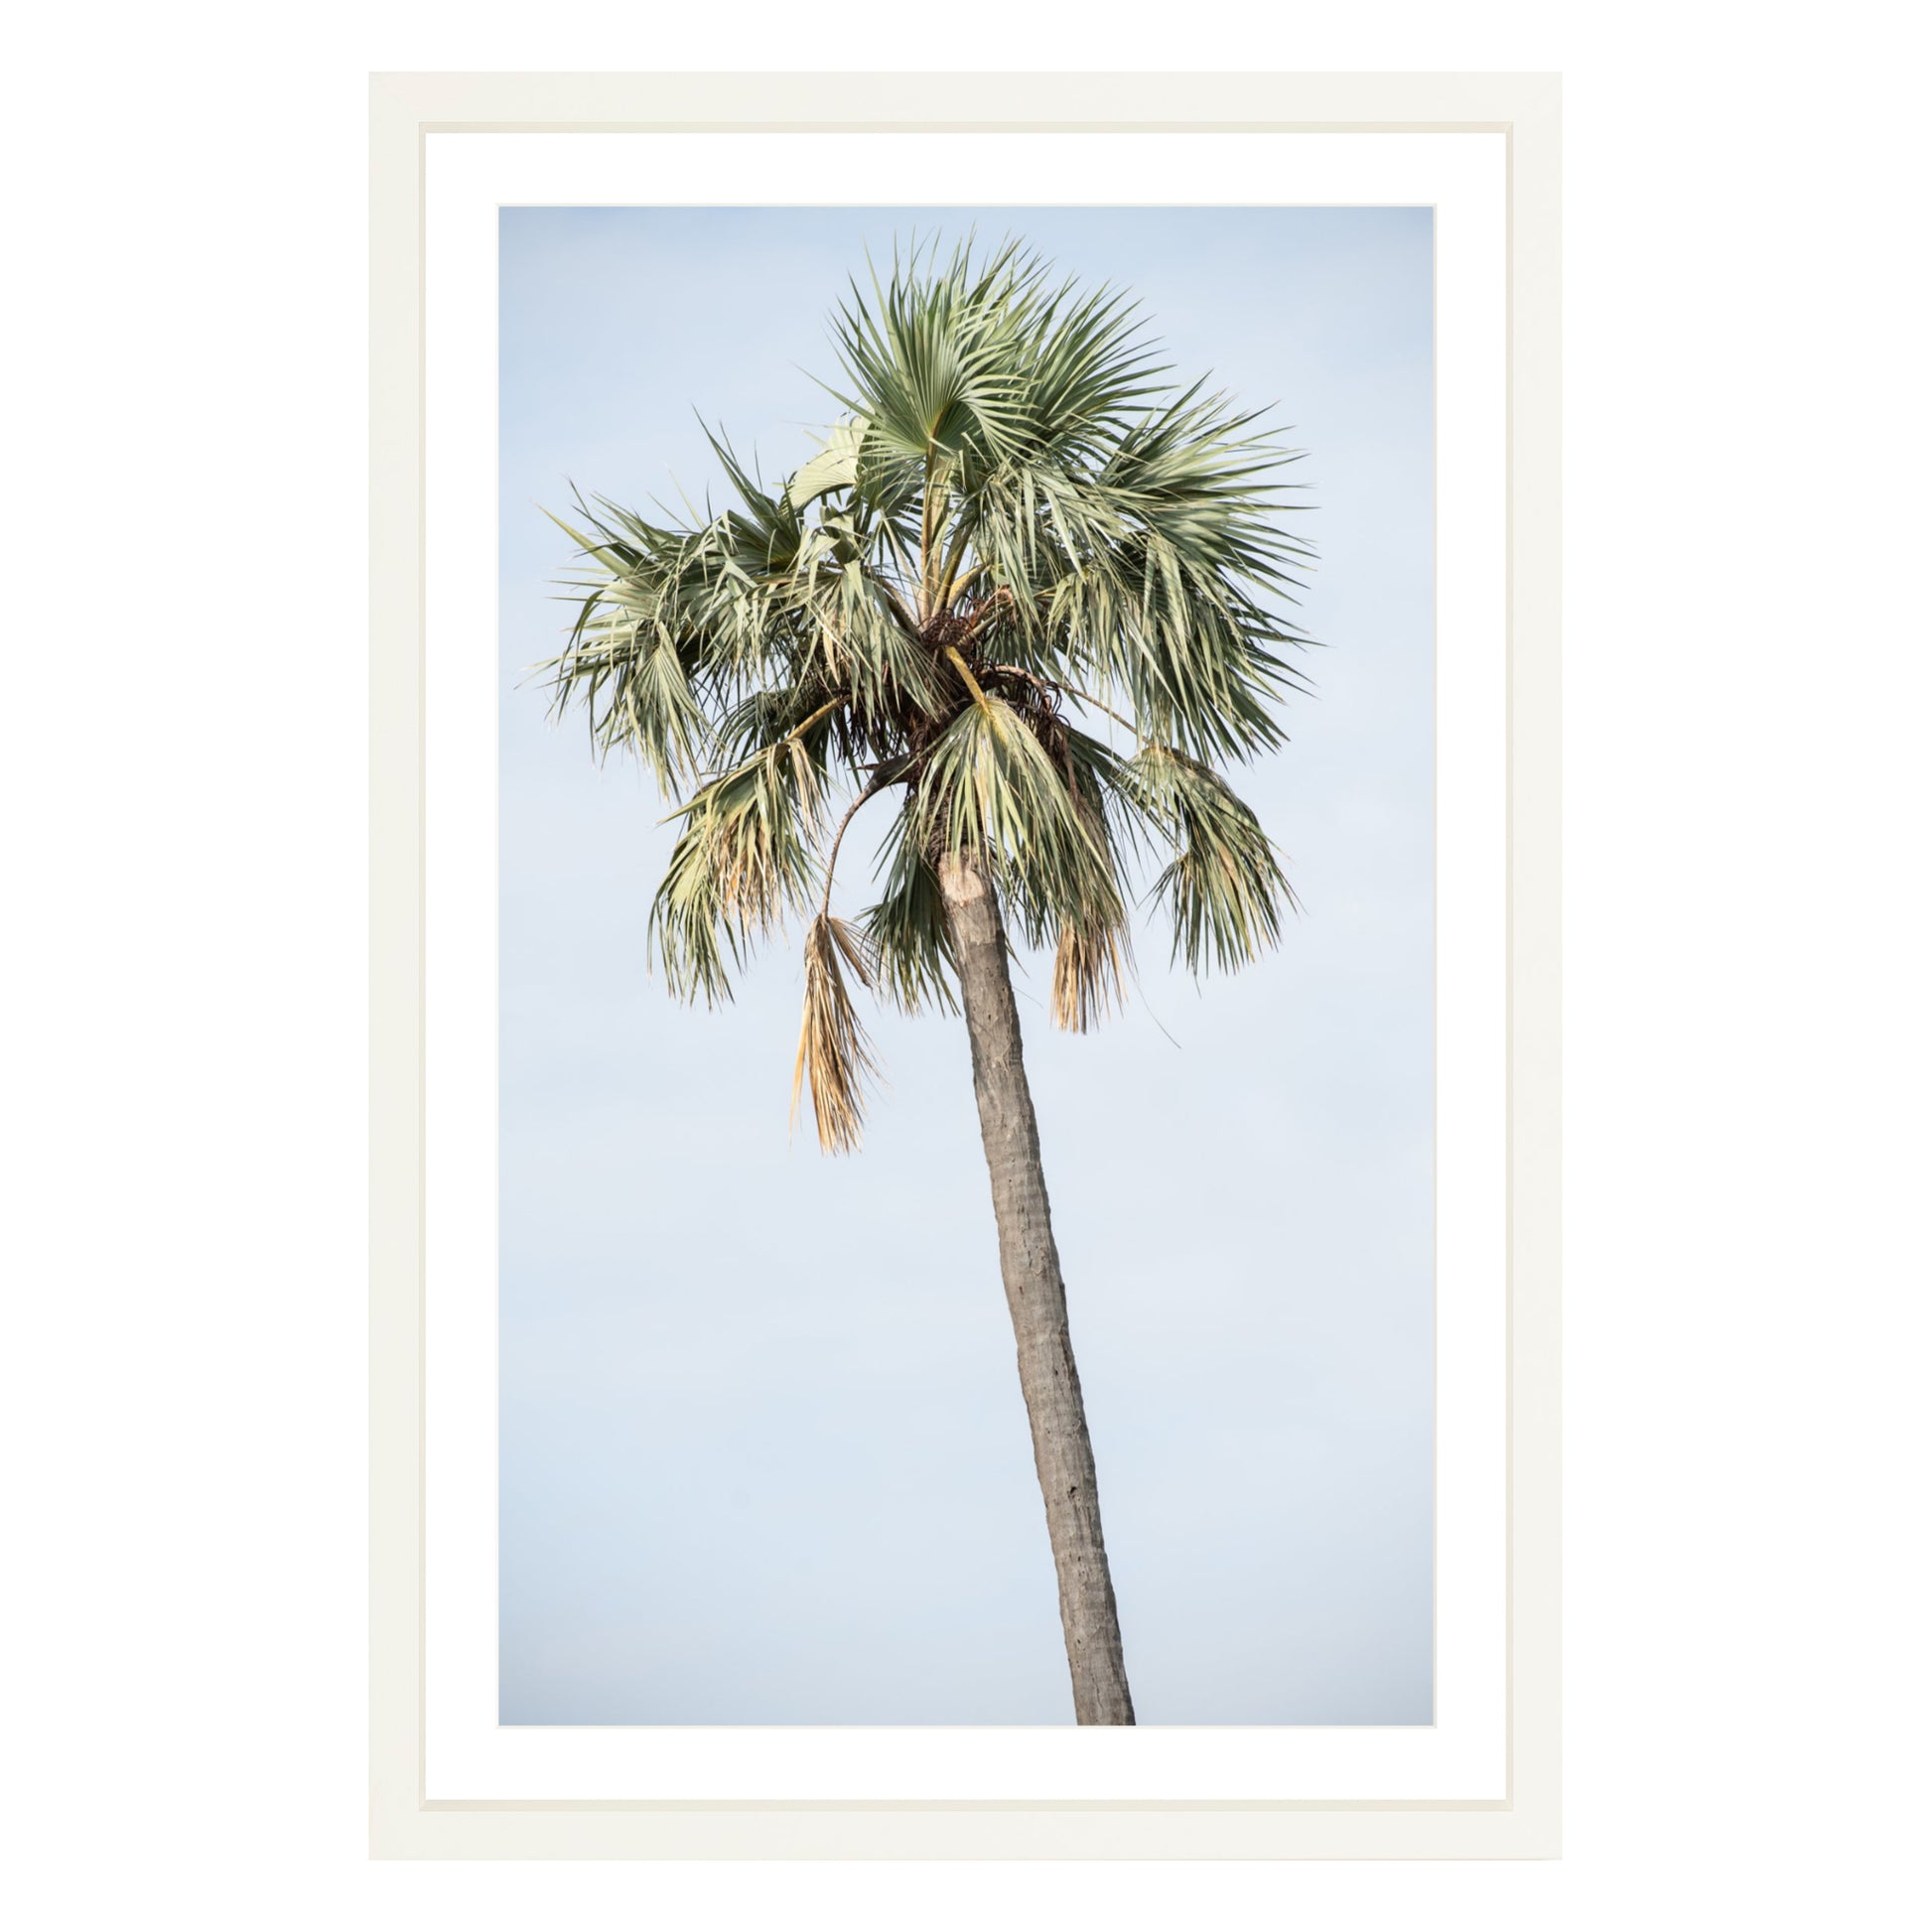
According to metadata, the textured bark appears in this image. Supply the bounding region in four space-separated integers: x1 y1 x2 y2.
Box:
938 850 1135 1725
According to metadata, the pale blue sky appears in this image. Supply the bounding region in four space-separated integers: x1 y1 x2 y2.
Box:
498 205 1435 1725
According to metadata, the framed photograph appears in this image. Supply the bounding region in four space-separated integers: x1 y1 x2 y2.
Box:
370 70 1561 1860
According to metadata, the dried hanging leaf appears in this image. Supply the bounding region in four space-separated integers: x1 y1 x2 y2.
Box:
790 913 880 1155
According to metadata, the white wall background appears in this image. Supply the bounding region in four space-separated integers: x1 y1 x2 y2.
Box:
2 4 1925 1927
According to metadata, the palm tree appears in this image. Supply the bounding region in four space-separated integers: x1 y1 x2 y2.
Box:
542 238 1311 1726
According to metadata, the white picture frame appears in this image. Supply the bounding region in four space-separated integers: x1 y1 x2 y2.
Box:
369 69 1561 1861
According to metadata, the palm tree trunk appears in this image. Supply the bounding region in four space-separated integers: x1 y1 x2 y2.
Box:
937 850 1135 1725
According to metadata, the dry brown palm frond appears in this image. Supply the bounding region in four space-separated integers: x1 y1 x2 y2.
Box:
789 913 880 1154
1050 915 1129 1033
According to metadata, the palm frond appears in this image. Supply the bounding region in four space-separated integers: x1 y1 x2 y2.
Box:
910 696 1119 945
861 806 958 1015
649 737 825 1002
1118 746 1297 974
1050 912 1129 1033
790 912 879 1155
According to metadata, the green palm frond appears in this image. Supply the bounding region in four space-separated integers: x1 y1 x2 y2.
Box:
861 811 958 1016
545 232 1314 1147
649 736 826 1004
910 695 1127 958
1119 745 1298 974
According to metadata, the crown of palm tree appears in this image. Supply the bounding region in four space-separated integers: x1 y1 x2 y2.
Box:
543 237 1314 1153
